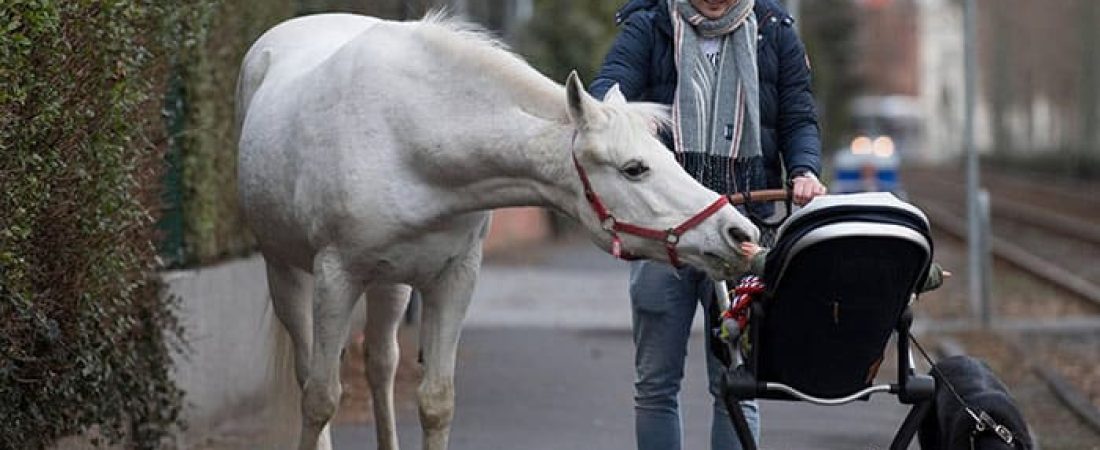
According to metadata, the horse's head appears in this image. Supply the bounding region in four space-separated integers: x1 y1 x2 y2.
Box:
563 72 759 279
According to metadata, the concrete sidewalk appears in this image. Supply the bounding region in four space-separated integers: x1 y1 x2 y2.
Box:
334 240 913 449
162 257 296 449
462 236 712 332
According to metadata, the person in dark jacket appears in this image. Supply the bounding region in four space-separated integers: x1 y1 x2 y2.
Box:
589 1 826 449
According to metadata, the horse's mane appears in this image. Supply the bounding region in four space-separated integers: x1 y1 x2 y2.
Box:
420 9 510 52
414 10 670 130
416 10 561 118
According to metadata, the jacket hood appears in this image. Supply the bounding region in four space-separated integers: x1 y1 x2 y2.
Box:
615 0 661 25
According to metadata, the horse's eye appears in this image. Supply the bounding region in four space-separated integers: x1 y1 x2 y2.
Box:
620 160 649 180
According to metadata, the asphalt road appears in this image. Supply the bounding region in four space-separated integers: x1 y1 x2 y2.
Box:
333 240 913 450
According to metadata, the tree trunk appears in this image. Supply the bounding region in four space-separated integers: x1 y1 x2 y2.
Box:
1078 0 1099 175
989 1 1013 156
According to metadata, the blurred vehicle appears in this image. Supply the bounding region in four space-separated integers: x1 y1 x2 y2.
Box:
832 135 900 194
832 96 921 196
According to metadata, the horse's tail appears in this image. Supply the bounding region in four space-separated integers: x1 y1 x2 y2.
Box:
235 45 274 133
257 298 303 446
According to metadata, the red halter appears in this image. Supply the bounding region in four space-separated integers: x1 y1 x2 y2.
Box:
570 133 730 267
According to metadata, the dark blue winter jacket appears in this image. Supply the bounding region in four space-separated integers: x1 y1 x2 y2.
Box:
590 0 821 191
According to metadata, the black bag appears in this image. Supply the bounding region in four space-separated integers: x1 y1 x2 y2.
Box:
918 355 1032 450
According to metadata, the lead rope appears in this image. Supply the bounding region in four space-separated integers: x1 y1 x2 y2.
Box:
909 334 1017 448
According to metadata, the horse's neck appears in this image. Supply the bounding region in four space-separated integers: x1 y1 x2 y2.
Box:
419 114 583 220
400 22 589 224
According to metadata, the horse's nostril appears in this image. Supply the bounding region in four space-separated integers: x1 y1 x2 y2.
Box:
728 227 752 244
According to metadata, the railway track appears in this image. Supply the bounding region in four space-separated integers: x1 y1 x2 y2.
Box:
905 169 1100 244
902 168 1100 311
913 198 1100 310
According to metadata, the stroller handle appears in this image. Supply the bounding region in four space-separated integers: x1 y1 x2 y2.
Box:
726 189 794 234
726 189 790 206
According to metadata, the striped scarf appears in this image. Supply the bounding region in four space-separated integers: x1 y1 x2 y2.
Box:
670 0 764 195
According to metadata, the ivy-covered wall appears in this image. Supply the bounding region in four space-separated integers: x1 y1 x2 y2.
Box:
172 0 295 265
0 1 209 447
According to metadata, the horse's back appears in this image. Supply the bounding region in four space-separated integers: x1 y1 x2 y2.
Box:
237 14 383 125
237 13 523 278
237 14 478 273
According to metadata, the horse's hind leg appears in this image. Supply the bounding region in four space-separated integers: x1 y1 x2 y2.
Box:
266 260 338 448
265 260 314 387
298 250 361 450
417 249 482 450
363 283 413 450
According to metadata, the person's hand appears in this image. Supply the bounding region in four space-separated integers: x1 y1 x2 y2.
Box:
739 241 761 259
791 172 827 205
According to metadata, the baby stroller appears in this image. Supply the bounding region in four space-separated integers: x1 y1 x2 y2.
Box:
715 191 938 450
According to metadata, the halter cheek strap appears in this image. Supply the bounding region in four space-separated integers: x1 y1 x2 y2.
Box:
571 133 731 267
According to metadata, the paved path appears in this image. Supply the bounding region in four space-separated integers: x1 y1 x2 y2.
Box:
334 240 913 449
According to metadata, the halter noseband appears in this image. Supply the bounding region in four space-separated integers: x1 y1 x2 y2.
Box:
570 132 730 267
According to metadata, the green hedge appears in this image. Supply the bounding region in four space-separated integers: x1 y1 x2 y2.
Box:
0 1 209 447
800 0 860 153
173 0 294 265
516 0 619 86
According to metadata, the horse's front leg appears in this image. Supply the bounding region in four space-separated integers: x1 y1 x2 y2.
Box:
417 249 482 450
299 250 361 450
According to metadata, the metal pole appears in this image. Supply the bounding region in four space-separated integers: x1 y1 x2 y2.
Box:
964 0 984 322
978 190 992 328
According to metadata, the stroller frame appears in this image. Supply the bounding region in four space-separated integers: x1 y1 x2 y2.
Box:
717 191 938 450
719 303 936 450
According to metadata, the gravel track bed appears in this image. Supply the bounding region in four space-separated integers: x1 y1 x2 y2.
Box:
901 172 1100 315
914 231 1100 320
981 170 1100 221
1028 331 1100 412
991 218 1100 286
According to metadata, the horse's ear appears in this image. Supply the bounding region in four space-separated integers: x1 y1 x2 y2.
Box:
566 70 604 129
603 83 627 106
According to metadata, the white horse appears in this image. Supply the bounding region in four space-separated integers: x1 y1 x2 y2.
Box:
237 12 759 450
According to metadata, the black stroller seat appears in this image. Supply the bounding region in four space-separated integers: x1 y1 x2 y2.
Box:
718 192 938 450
